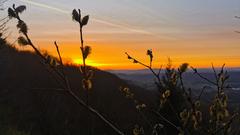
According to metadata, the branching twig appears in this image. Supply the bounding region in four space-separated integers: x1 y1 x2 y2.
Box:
191 67 217 85
54 42 125 135
150 109 181 132
9 5 125 135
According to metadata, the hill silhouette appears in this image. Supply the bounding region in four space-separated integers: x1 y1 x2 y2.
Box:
2 3 239 135
0 43 157 135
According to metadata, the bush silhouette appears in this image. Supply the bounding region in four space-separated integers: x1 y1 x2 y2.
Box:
124 51 238 134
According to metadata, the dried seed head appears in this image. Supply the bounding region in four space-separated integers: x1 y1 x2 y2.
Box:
82 79 92 90
15 5 26 14
18 36 29 46
81 15 89 26
179 63 189 73
8 8 16 19
72 9 80 22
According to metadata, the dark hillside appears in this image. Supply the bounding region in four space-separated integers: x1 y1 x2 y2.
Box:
0 43 156 135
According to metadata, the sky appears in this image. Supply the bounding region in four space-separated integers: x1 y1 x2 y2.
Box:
2 0 240 69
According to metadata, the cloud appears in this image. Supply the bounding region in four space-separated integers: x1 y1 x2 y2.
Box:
18 0 68 14
17 0 154 35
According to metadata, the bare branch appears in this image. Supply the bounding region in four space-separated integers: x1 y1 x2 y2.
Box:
29 88 67 92
191 66 217 85
150 109 181 132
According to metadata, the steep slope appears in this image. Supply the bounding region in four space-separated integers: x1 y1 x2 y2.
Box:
0 43 157 135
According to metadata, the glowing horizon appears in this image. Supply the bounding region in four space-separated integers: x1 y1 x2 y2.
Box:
3 0 240 70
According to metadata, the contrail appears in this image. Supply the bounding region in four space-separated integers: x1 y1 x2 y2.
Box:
18 0 68 14
17 0 154 35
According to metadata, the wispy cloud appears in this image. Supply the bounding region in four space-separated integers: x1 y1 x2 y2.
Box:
17 0 154 35
18 0 68 14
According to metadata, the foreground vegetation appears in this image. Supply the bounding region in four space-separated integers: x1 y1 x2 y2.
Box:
0 3 240 135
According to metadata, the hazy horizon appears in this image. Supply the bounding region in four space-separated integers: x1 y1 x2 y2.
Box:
2 0 240 69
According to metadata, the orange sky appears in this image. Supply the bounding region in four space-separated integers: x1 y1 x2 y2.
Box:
4 0 240 70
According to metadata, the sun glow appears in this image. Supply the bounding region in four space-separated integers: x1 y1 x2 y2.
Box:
72 58 109 67
7 0 240 70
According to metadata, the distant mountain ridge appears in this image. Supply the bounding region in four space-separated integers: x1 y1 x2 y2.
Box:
108 66 240 92
110 69 240 91
107 67 240 75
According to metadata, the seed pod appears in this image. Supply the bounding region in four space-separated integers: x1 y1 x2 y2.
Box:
179 63 189 73
194 100 201 108
133 59 138 63
164 90 171 97
81 15 89 26
72 9 80 22
18 36 29 46
17 20 28 34
146 49 153 62
83 46 91 59
8 8 16 19
82 79 92 90
87 70 94 79
15 5 26 14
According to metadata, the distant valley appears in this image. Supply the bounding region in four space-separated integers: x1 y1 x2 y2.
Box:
109 69 240 106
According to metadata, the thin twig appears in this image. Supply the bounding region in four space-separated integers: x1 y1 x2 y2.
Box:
211 63 220 96
191 67 217 85
29 88 67 92
197 86 210 100
54 41 125 135
125 52 185 133
150 109 180 132
10 7 125 135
